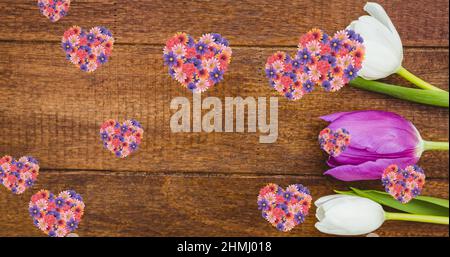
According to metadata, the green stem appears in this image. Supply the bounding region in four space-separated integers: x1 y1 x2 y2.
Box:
397 66 446 92
349 77 449 108
423 140 449 151
385 212 449 225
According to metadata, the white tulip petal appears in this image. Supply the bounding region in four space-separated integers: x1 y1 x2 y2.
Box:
315 222 348 235
364 2 396 34
319 195 355 213
359 41 401 79
346 2 404 79
315 206 325 221
364 2 402 54
323 199 382 235
346 21 357 30
314 195 386 236
356 16 401 59
314 194 347 207
319 210 357 235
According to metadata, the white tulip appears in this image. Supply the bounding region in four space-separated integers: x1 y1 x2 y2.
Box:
315 194 449 236
347 2 403 80
314 195 385 236
347 2 445 92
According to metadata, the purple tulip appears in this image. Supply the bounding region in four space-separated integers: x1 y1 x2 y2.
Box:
320 110 448 181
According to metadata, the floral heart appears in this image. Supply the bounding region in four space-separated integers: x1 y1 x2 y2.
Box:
37 0 70 22
29 190 85 237
318 127 351 157
163 33 232 92
0 155 39 194
382 164 426 204
100 119 144 158
61 26 114 72
265 28 365 100
257 183 312 232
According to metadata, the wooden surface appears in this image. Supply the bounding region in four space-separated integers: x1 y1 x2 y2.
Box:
0 0 448 237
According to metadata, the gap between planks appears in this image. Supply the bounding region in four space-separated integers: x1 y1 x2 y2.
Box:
37 168 450 180
0 38 448 51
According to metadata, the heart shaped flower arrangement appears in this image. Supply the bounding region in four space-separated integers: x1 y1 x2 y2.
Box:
257 183 312 232
382 164 426 204
62 26 114 72
29 190 85 237
163 33 232 92
319 128 351 157
0 155 39 194
100 119 144 158
265 29 365 100
38 0 70 22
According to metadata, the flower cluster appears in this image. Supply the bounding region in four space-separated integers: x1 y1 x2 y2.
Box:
100 119 144 158
257 183 312 232
265 29 365 100
319 128 351 157
62 26 114 72
382 164 425 204
29 190 85 237
163 33 232 92
38 0 70 22
0 156 39 194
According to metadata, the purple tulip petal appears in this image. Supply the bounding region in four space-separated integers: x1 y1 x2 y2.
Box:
324 157 419 181
320 110 421 155
319 110 425 181
327 145 418 167
320 111 350 123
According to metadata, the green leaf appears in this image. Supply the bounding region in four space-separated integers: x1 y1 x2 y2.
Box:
348 188 449 217
349 77 449 108
333 190 357 196
341 189 450 208
355 190 449 209
415 195 449 208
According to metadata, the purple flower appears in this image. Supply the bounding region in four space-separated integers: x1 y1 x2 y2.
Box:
344 65 358 81
265 67 277 79
298 48 311 65
330 38 342 52
62 41 72 52
294 212 305 224
195 42 207 55
66 219 79 232
187 82 197 91
163 52 177 67
210 68 224 84
257 199 270 211
321 80 332 91
303 80 314 93
320 110 425 181
98 53 108 64
86 33 96 43
29 206 40 217
291 59 302 69
55 197 65 208
283 191 292 201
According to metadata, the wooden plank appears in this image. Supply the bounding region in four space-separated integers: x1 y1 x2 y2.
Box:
0 0 448 47
0 43 448 176
0 171 447 236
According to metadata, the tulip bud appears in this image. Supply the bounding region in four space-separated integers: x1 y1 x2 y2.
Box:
320 110 448 181
315 194 449 236
320 110 423 181
347 2 403 80
315 195 385 235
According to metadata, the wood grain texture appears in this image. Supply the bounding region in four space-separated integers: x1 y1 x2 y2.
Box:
0 44 448 176
0 0 448 237
0 0 448 47
0 171 448 237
